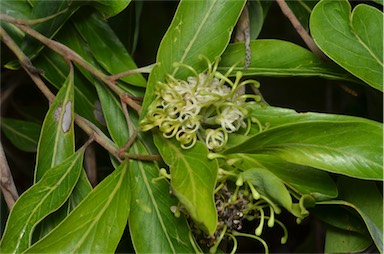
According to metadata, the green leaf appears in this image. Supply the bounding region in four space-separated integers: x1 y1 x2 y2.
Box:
141 0 246 119
25 160 131 253
248 1 271 40
312 206 369 234
247 104 380 128
232 154 337 201
154 134 218 235
33 49 105 131
90 0 131 18
0 0 32 51
317 177 383 253
128 141 196 253
0 147 85 253
0 118 40 152
310 0 383 91
241 167 292 213
372 0 383 5
218 40 357 82
286 1 317 32
34 67 75 181
72 10 146 87
13 1 81 66
325 226 372 253
224 117 383 180
337 177 383 253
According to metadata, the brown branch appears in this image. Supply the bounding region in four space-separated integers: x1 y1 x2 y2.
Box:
0 14 142 114
276 0 327 60
1 20 161 164
0 142 19 210
108 64 155 82
0 26 55 103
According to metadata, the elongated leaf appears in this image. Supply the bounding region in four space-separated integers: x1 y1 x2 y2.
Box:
154 134 218 235
128 141 195 253
325 225 372 253
0 118 40 152
72 10 146 87
90 0 131 18
318 177 383 253
247 104 379 128
84 44 194 251
33 64 91 238
141 0 246 118
310 0 383 91
34 67 74 181
241 168 292 212
232 154 337 201
312 206 368 234
0 147 85 254
12 1 81 67
218 40 357 82
224 120 383 180
33 49 105 131
0 0 32 50
25 160 130 253
248 0 271 40
338 177 383 253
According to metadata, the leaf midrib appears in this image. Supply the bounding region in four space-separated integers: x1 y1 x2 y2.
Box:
14 152 81 252
71 162 128 253
133 142 177 253
171 0 217 76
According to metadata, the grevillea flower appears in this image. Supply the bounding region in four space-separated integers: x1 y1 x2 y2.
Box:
140 56 260 150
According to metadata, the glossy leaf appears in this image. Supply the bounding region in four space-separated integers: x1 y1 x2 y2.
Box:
310 0 383 91
154 135 218 235
34 67 75 181
90 0 131 18
312 206 368 234
325 226 372 253
0 118 40 152
0 147 85 253
317 178 383 253
241 167 292 213
141 0 246 118
232 154 337 201
337 177 383 253
33 48 104 131
0 0 32 50
225 108 383 180
218 40 357 82
247 104 381 128
17 1 81 64
248 0 271 40
128 140 195 253
72 10 146 87
84 46 194 252
25 160 131 253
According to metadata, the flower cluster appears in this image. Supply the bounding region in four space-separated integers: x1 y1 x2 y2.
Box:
140 57 260 150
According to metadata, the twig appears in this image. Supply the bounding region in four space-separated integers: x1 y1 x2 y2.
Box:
0 142 19 210
0 14 142 113
0 26 55 103
0 8 68 25
1 20 161 163
108 64 155 82
276 0 327 60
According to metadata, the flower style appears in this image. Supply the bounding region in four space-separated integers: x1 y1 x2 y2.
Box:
140 57 260 150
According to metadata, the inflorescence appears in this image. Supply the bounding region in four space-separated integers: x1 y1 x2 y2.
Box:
140 56 261 150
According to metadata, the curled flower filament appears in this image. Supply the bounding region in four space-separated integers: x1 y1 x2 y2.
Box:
140 56 261 150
